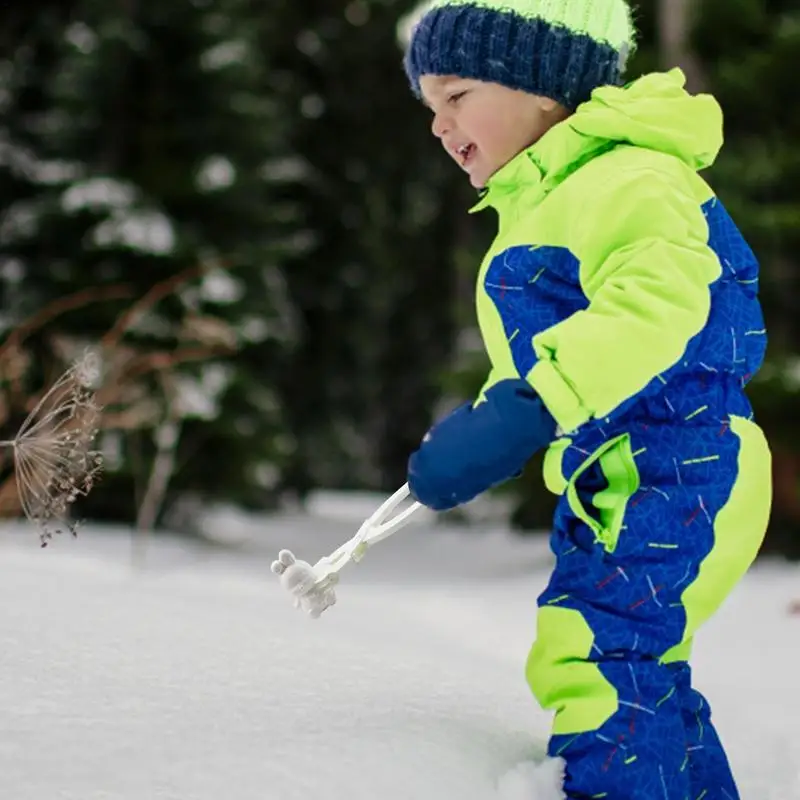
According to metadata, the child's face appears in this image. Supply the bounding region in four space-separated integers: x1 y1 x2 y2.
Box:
419 75 569 188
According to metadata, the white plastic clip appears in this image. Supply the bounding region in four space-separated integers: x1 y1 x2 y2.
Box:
271 484 422 617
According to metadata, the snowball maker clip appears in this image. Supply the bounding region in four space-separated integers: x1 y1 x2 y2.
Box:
271 484 422 618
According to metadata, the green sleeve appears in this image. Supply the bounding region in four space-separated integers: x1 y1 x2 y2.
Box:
526 165 722 434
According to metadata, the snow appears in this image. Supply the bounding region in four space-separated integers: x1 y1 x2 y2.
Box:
0 134 83 185
195 156 236 192
239 316 271 342
92 209 175 255
199 40 249 72
0 200 41 244
1 506 799 800
295 30 323 59
173 363 234 420
781 356 800 389
61 178 136 212
60 178 176 255
0 257 24 284
199 269 244 304
299 94 325 120
259 156 312 184
64 22 98 55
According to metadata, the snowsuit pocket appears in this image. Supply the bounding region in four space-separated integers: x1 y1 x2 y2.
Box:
565 433 640 554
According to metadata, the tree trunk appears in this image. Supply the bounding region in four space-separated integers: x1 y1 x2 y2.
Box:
657 0 707 93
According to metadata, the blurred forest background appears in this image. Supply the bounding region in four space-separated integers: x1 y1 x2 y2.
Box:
1 0 799 554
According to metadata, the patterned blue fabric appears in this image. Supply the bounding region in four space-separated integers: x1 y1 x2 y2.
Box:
543 424 741 798
403 5 624 111
486 197 760 798
667 661 740 799
484 245 587 377
485 197 766 476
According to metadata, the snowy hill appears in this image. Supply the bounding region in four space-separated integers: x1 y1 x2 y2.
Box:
1 510 799 799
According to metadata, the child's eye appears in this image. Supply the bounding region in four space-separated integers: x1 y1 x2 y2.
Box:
447 91 467 105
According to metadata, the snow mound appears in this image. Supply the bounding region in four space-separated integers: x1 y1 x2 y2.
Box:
496 758 566 800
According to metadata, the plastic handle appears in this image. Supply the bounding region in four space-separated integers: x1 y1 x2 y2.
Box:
313 484 422 578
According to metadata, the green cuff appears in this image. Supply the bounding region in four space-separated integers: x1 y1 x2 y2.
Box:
526 358 591 435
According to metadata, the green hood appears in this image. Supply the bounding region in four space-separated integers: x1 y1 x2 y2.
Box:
478 69 723 205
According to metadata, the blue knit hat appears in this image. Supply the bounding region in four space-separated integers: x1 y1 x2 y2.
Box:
403 0 636 111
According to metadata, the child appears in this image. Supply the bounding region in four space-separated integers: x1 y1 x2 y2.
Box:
402 1 772 798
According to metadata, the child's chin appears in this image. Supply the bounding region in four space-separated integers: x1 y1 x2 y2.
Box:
468 172 487 189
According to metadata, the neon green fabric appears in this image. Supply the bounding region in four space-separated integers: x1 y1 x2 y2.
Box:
425 0 636 49
526 605 619 736
660 415 772 664
564 433 640 553
472 69 725 435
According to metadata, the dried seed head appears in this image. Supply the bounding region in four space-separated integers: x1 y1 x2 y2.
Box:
2 351 104 546
72 348 102 390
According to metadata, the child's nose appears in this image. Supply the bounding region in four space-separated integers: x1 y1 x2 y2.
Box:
430 112 451 139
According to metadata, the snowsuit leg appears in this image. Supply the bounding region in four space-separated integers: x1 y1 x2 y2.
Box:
665 659 740 800
526 416 771 800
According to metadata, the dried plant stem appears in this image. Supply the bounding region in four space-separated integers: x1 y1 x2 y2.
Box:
133 388 182 565
0 344 231 519
2 352 103 545
0 261 239 528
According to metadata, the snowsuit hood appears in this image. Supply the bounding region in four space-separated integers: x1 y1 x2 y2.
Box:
475 68 723 208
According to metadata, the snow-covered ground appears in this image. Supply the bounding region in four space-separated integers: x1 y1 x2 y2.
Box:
1 506 799 799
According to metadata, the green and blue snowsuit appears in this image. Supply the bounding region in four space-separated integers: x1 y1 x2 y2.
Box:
471 70 772 799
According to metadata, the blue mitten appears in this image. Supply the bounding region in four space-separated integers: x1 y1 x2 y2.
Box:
407 378 558 510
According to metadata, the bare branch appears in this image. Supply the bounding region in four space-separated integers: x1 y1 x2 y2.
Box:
101 259 233 349
0 285 135 362
100 345 236 393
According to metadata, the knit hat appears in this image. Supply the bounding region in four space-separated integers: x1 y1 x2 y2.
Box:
403 0 636 111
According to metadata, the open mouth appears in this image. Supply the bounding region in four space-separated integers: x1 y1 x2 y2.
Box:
454 143 476 167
